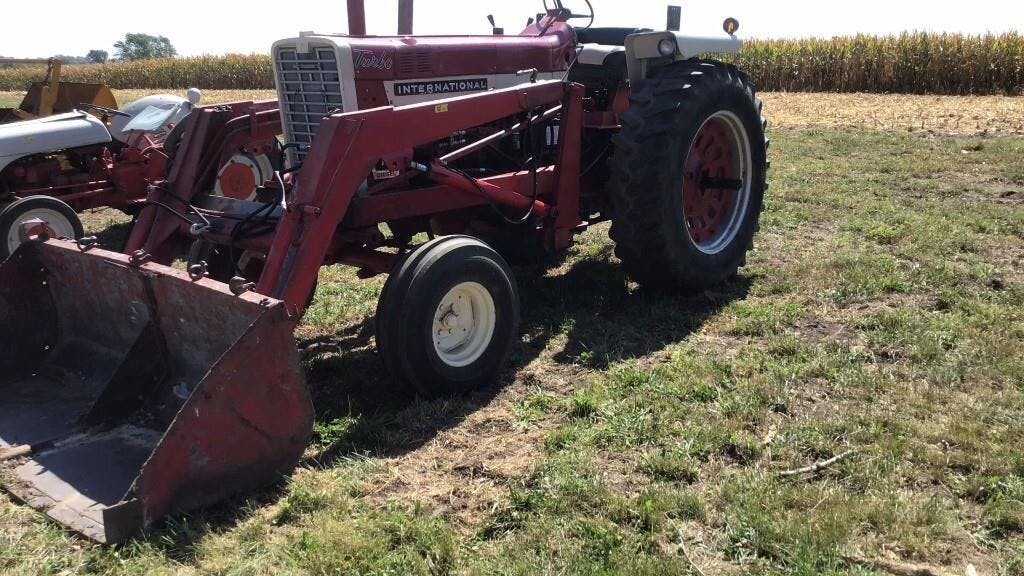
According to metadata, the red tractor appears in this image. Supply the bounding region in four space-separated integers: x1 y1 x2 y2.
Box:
0 1 767 543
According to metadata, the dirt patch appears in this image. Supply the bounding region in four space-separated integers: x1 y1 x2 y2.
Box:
364 361 591 530
929 171 1024 205
369 420 545 528
841 292 940 315
762 92 1024 136
982 243 1024 289
794 315 861 346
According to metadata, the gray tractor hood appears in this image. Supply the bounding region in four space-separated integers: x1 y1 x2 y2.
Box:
0 112 112 173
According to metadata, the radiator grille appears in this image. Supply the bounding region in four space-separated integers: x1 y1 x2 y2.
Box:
276 46 343 163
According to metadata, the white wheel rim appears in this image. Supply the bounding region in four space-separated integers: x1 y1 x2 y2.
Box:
432 281 496 368
6 208 76 255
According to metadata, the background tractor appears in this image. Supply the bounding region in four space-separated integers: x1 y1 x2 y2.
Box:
0 0 767 543
0 90 282 259
0 58 118 123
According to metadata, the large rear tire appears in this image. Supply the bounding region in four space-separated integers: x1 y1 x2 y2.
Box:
376 236 520 397
608 59 767 291
0 196 84 260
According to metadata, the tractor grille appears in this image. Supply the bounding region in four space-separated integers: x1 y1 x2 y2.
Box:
275 46 344 163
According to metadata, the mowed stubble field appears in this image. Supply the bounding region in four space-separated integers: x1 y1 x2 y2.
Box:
0 89 1022 575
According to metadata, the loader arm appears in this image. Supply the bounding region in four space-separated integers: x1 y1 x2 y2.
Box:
258 80 570 311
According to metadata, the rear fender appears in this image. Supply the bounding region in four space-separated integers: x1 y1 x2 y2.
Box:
624 31 742 84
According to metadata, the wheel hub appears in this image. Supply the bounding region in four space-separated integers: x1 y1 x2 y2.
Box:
214 154 273 201
683 118 738 246
6 208 76 255
681 112 752 255
432 282 496 368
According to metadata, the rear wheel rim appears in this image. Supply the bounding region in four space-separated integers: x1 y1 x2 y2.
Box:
682 111 753 255
5 208 77 255
432 281 496 368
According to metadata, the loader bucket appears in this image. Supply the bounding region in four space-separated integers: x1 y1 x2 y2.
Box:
19 81 119 117
0 239 313 544
0 108 21 123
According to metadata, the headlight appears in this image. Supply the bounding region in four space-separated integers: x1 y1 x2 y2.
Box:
658 38 677 57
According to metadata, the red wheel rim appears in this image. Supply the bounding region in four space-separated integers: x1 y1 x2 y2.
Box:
217 161 258 200
682 117 739 250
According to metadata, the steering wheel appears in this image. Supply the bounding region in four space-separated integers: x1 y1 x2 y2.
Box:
542 0 595 29
78 102 132 118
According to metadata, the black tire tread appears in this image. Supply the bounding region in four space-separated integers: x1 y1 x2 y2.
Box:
607 59 769 291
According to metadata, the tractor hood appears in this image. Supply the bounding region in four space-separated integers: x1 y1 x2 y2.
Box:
0 112 111 173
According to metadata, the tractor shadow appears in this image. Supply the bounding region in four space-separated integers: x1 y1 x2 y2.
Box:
301 246 752 466
136 249 751 554
91 219 134 251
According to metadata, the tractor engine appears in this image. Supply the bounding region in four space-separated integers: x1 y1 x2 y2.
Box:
272 23 578 177
0 147 110 202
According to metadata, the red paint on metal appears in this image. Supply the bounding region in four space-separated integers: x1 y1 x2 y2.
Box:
336 246 399 275
217 162 258 200
124 101 281 263
354 80 392 109
0 239 309 543
682 118 736 245
348 23 575 81
347 0 367 35
423 163 551 218
2 141 169 213
347 169 556 227
552 83 585 250
255 81 568 314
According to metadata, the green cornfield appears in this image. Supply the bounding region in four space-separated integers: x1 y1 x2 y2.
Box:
732 32 1024 94
0 54 273 92
1 32 1022 95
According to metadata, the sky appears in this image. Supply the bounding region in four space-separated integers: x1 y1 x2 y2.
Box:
1 0 1022 58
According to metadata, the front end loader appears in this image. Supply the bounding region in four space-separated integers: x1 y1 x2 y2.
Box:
0 0 767 543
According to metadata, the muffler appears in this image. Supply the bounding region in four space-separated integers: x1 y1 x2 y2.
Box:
0 238 312 544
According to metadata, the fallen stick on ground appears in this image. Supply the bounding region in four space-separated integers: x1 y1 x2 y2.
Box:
778 449 856 477
0 445 31 462
841 554 957 576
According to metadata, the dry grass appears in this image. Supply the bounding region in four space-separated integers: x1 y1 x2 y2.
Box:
2 90 1019 137
762 92 1024 135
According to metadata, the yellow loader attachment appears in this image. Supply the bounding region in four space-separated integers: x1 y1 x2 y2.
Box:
0 58 117 122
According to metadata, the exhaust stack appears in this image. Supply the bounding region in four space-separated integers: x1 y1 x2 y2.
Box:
398 0 414 35
347 0 367 35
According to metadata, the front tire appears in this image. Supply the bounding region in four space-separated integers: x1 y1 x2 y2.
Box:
376 236 520 397
608 59 767 291
0 196 84 260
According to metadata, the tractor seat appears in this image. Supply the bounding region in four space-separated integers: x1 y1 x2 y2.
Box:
574 27 653 47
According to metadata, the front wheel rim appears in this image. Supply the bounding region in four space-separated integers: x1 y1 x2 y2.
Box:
432 281 497 368
5 208 77 255
681 111 753 255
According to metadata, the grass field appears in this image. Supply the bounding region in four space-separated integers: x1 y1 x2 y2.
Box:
1 94 1023 575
